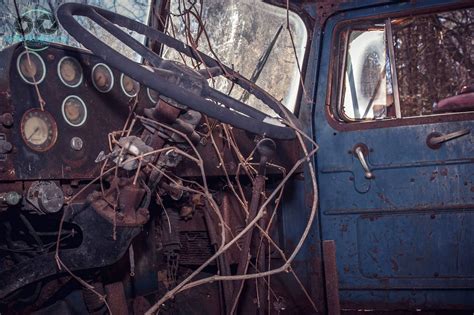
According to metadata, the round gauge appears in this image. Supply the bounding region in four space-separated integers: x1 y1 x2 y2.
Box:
147 88 159 104
17 51 46 84
92 63 113 93
62 95 87 127
21 109 57 152
120 73 140 97
58 56 83 87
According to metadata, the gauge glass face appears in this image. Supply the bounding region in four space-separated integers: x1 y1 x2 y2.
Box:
121 74 140 97
147 88 159 104
21 109 57 152
92 63 113 92
62 96 87 127
17 51 46 84
58 57 83 87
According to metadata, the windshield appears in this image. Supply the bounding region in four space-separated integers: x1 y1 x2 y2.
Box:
164 0 307 114
0 0 151 60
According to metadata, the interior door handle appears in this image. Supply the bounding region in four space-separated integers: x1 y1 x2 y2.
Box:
353 144 374 179
426 128 470 149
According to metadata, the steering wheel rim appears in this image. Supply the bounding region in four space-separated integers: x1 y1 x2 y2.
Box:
56 3 297 140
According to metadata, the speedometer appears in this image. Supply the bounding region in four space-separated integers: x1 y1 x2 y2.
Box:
20 109 58 152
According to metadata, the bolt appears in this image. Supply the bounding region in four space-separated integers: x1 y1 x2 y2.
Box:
0 113 13 127
63 186 73 197
70 137 83 151
0 141 12 153
3 191 21 206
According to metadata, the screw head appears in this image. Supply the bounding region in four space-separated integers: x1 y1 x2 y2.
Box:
70 137 83 151
1 113 13 127
0 141 12 153
6 191 21 205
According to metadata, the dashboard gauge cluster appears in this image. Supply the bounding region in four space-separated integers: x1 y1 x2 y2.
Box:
2 43 159 180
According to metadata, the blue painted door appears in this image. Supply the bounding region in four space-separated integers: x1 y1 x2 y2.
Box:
312 1 474 310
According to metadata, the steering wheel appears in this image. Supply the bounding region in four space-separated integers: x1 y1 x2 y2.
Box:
56 3 297 139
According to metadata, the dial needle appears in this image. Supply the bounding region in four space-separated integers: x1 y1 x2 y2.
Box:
27 126 40 141
13 0 46 111
25 54 46 111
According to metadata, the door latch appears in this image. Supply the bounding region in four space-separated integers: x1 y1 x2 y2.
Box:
353 143 374 179
426 128 470 149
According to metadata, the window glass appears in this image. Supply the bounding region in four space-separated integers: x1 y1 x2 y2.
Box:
338 7 473 121
164 0 307 115
342 29 393 120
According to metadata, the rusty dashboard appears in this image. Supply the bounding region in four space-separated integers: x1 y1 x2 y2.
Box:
0 43 154 180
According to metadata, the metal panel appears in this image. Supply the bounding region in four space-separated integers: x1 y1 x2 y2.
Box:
309 0 474 311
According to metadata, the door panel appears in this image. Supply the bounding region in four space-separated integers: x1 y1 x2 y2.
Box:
313 1 474 310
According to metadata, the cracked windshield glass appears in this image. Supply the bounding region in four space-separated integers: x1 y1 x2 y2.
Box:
164 0 307 115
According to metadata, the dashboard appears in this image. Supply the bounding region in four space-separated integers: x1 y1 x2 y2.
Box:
0 43 157 181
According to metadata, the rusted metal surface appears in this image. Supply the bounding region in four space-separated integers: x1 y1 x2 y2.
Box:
312 0 474 311
3 0 472 313
323 240 341 315
146 99 181 124
202 208 233 313
177 127 302 178
105 282 129 315
132 296 151 314
91 177 150 227
221 192 248 265
0 43 155 181
232 175 266 310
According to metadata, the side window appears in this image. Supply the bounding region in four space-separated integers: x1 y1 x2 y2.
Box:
337 7 473 121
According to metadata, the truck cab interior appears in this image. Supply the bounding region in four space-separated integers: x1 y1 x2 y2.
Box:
0 0 472 314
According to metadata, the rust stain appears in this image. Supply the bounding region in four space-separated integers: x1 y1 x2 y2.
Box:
390 258 399 272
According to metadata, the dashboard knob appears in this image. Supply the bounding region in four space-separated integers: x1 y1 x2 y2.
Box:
70 136 84 151
0 113 13 127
